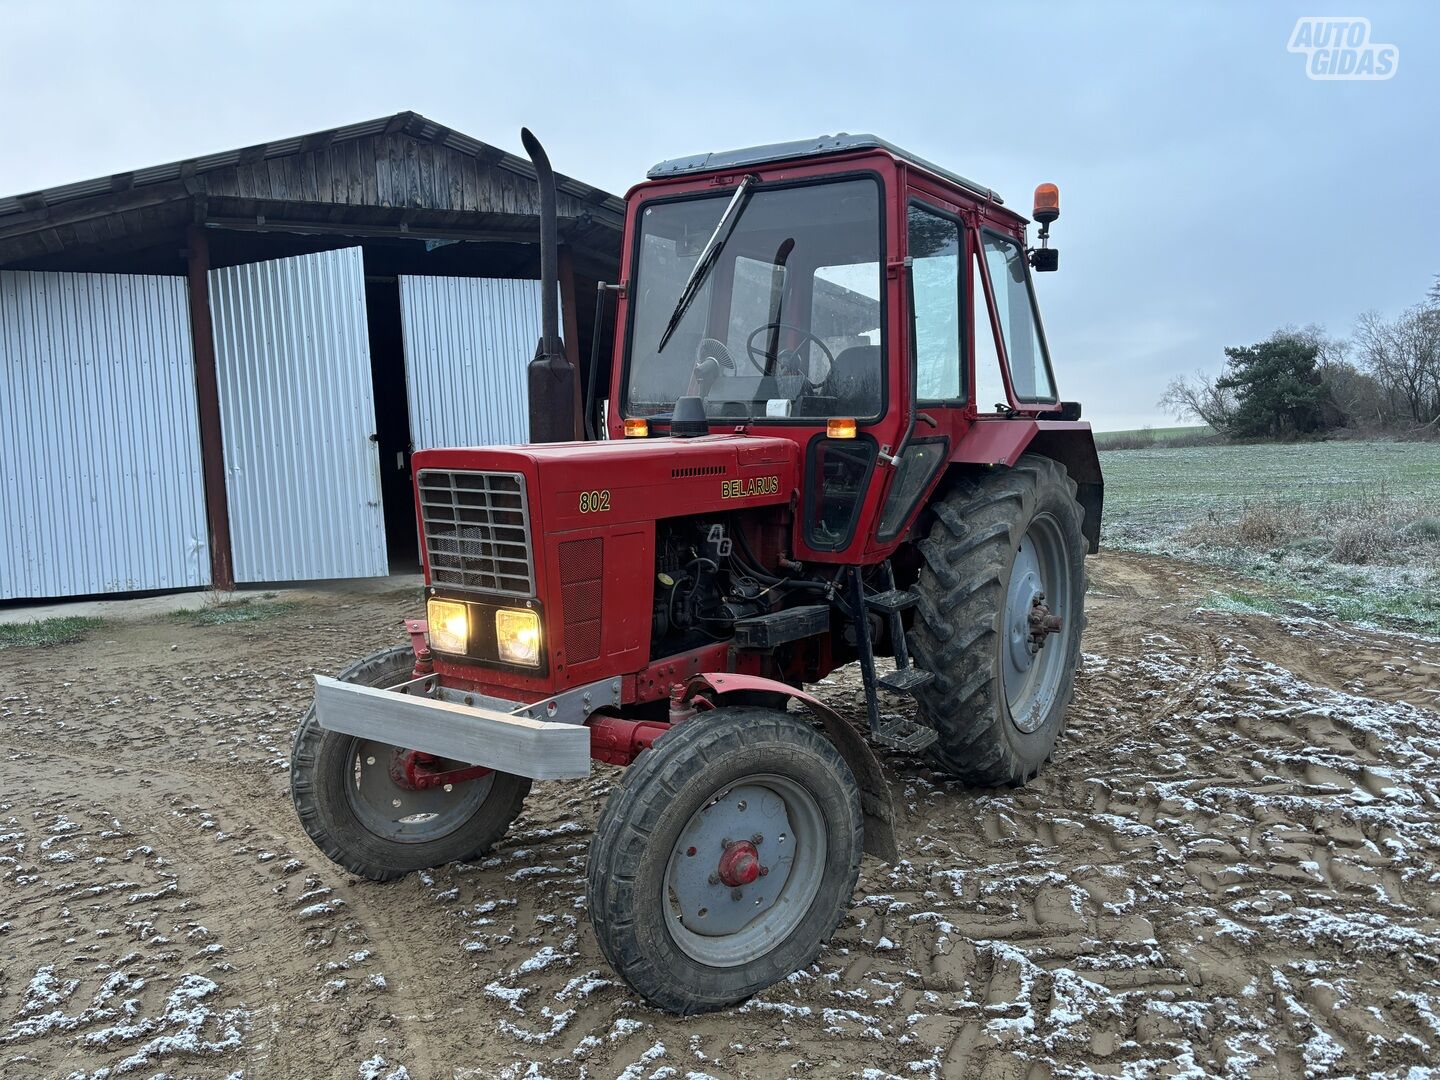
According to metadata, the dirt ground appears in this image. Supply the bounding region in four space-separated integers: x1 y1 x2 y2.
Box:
2 551 1439 1080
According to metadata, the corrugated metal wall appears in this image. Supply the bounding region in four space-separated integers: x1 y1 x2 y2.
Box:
398 276 549 450
209 247 389 583
0 270 210 599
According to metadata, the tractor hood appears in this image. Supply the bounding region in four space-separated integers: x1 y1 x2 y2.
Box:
410 434 802 694
412 433 799 537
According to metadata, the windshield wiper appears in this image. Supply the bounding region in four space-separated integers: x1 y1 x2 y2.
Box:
656 174 759 354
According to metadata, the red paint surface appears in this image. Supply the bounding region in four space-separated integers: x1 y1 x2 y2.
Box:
718 841 762 887
587 715 672 767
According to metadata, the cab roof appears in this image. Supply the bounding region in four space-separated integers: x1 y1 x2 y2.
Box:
646 133 1003 205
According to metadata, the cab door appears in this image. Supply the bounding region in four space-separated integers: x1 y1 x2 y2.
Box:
869 201 962 543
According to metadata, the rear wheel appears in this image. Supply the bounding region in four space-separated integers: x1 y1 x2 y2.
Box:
291 645 530 881
909 454 1087 785
587 707 863 1014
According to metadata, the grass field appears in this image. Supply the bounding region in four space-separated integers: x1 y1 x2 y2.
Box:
1098 440 1440 633
1093 424 1213 448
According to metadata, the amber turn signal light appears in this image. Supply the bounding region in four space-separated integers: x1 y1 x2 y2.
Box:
624 418 649 438
1033 183 1060 224
827 417 857 439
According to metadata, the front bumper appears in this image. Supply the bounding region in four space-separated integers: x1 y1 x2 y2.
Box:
313 676 593 781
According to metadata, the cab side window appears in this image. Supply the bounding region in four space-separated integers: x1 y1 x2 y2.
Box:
981 231 1057 402
906 204 962 401
971 250 1010 412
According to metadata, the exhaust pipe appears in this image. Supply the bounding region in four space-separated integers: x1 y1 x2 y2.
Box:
521 128 579 443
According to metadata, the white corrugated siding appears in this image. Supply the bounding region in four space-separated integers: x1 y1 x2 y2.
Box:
0 270 210 599
398 276 551 450
209 247 388 583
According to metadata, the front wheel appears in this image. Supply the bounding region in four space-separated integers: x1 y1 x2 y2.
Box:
290 645 530 881
587 707 864 1014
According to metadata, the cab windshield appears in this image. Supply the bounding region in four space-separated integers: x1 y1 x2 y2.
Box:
624 177 883 423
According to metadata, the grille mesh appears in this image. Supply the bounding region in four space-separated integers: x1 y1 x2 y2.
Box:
558 537 603 664
418 470 534 596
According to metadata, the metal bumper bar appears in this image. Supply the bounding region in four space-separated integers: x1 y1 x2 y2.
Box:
312 676 592 781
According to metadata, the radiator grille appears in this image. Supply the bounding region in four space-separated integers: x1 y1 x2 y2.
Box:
418 470 534 596
558 537 603 664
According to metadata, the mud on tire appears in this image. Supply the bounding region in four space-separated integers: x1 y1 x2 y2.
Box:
908 454 1087 785
290 645 530 881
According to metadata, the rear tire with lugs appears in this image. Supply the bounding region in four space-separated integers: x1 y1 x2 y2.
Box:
291 645 530 881
909 454 1087 785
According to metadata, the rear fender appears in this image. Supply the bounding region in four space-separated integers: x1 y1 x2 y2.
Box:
686 673 898 863
949 420 1103 553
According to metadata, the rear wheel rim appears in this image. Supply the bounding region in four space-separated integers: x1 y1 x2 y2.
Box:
344 738 493 844
1001 513 1072 734
663 773 827 968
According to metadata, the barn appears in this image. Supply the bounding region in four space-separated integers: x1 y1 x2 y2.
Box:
0 111 623 600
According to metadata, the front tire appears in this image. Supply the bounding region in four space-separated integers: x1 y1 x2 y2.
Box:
290 645 530 881
909 454 1087 785
587 707 863 1014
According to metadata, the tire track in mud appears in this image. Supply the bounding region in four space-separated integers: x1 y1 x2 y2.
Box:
0 602 452 1079
0 745 416 1077
3 552 1439 1078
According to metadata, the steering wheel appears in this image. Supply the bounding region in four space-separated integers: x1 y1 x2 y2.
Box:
744 322 836 385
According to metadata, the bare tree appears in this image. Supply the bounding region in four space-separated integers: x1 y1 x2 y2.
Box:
1354 307 1440 427
1319 357 1387 429
1425 307 1440 427
1274 323 1345 361
1276 324 1385 429
1158 370 1235 430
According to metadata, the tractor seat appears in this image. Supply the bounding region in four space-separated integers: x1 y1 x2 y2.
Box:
821 344 881 415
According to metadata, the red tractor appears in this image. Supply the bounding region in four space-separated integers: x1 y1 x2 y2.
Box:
292 132 1102 1014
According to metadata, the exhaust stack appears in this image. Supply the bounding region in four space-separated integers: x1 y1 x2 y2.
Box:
521 128 579 443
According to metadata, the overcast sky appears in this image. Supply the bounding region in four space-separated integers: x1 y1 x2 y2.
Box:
2 1 1435 430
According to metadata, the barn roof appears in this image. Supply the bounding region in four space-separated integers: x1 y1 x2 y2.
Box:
0 111 625 274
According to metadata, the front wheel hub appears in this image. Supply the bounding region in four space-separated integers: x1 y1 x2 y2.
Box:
389 748 436 790
717 840 762 887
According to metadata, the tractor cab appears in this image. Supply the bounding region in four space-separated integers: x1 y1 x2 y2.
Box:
607 135 1079 561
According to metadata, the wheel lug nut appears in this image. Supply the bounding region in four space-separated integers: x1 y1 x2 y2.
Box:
731 888 743 901
759 866 769 877
708 872 720 885
750 833 763 845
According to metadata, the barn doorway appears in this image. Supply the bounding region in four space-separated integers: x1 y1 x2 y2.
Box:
365 277 421 573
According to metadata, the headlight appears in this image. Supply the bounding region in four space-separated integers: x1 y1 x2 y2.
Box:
427 598 469 654
495 608 541 667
